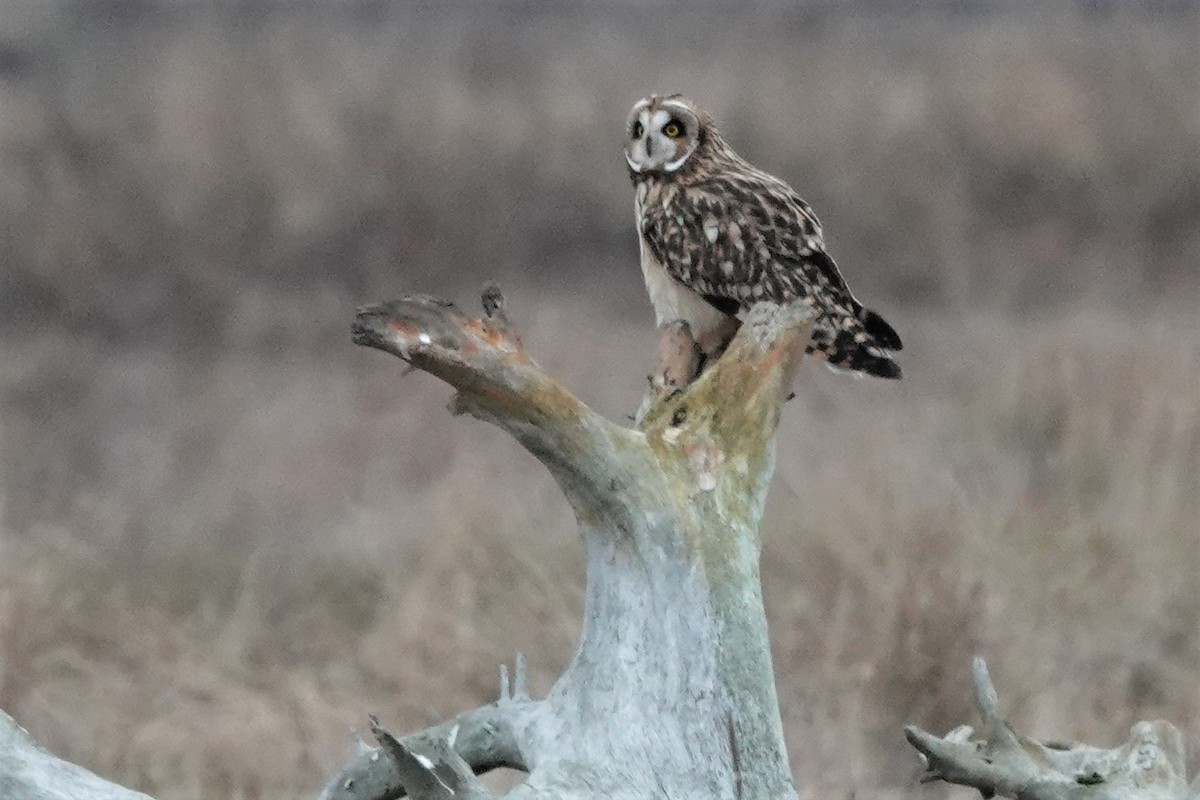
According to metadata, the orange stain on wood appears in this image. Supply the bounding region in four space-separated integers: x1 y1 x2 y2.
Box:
385 320 420 339
463 317 522 351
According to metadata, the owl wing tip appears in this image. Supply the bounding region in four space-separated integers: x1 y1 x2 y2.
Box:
860 308 903 351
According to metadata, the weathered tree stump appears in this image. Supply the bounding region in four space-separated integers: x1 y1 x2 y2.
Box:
321 286 814 800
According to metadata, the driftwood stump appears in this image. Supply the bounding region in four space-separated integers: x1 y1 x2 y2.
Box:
322 287 814 800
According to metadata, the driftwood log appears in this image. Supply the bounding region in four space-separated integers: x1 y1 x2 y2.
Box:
907 658 1199 800
0 286 1195 800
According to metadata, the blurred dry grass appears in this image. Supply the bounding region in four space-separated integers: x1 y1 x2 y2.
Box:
1 2 1199 798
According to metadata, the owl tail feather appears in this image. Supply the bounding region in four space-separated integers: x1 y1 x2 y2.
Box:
807 322 903 379
842 347 902 379
857 307 903 351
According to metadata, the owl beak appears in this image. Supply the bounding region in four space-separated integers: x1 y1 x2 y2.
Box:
644 136 653 158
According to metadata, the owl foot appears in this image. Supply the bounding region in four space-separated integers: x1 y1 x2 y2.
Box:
651 320 702 395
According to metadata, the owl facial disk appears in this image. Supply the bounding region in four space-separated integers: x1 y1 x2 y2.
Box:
625 98 700 175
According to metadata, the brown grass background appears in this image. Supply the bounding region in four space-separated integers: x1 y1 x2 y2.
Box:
1 1 1199 798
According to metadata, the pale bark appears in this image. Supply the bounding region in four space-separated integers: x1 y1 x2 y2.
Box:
906 658 1193 800
330 286 814 800
0 711 155 800
317 656 541 800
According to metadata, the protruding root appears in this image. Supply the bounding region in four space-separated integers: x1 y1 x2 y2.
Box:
905 657 1191 800
369 716 493 800
319 691 543 800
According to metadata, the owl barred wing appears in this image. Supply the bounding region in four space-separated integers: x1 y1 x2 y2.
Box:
809 250 903 351
735 177 902 351
762 185 903 351
642 174 849 318
643 180 806 306
640 172 902 376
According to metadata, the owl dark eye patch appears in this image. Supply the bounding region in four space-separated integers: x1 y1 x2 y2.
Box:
631 120 644 139
662 119 685 138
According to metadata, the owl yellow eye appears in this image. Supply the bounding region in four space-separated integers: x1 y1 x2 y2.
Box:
662 120 685 138
631 120 643 139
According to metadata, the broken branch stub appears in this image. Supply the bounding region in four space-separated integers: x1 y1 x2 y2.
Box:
333 286 816 799
352 292 647 528
905 658 1191 800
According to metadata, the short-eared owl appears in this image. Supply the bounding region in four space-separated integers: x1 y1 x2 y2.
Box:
625 94 902 378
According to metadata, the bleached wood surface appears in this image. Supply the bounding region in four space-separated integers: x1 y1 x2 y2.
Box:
906 658 1195 800
322 287 813 799
0 710 155 800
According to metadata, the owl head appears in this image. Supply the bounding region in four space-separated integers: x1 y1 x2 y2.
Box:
624 95 714 177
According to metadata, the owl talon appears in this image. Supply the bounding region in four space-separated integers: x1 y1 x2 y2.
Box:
652 320 702 393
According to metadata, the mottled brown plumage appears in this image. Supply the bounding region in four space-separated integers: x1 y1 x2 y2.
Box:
625 94 902 378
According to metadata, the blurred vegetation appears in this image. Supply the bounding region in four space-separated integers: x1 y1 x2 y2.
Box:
1 2 1198 798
